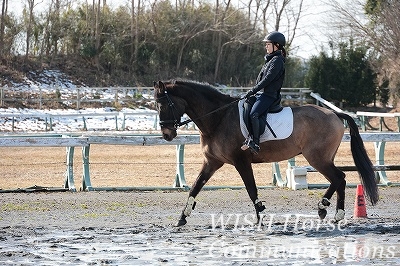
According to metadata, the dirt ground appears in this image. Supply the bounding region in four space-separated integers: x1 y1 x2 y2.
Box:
0 187 400 265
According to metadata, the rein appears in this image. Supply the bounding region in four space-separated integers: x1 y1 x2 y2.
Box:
157 91 243 129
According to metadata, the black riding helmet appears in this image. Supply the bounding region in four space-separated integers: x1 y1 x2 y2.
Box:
263 31 286 47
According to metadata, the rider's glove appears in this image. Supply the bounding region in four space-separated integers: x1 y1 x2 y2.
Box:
245 89 255 99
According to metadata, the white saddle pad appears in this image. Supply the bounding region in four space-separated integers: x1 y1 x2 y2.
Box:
238 99 294 142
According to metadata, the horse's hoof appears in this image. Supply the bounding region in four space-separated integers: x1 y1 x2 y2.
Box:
254 199 266 213
254 215 264 227
334 209 345 222
318 209 327 220
176 218 187 227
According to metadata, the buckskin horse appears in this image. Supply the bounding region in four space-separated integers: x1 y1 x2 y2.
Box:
153 80 379 226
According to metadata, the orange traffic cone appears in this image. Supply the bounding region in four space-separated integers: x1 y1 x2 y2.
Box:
354 184 367 218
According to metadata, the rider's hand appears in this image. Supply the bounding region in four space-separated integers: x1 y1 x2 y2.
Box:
245 90 254 99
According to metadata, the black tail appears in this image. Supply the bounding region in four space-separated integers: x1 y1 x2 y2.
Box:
335 112 379 205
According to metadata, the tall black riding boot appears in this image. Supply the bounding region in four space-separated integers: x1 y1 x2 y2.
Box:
249 113 261 154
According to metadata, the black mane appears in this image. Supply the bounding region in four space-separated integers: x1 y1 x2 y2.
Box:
170 79 236 101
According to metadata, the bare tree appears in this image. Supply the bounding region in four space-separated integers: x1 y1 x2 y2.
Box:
52 0 61 57
213 0 231 82
130 0 141 73
247 0 303 49
260 0 271 33
283 0 303 49
39 1 53 58
366 0 400 87
326 0 400 99
24 0 36 59
0 0 8 57
94 0 101 69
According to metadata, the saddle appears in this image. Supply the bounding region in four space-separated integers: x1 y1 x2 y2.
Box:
242 95 283 138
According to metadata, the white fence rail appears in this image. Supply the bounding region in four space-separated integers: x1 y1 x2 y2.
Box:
1 133 399 192
356 111 400 132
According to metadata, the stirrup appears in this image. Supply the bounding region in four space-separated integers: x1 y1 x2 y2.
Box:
241 138 251 150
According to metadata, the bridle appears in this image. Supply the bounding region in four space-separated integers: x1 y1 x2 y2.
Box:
156 90 242 130
156 91 185 129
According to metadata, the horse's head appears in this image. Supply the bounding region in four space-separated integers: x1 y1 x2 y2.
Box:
153 80 185 141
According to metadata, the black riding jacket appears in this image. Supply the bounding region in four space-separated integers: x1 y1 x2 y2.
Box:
251 50 285 99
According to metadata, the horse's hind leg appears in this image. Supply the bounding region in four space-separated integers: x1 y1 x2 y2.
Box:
176 159 223 226
315 163 346 221
334 174 346 221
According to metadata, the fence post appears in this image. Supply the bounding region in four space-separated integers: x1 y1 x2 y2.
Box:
64 146 77 191
374 141 391 185
173 144 187 188
122 113 126 130
359 115 366 131
0 87 3 106
82 116 87 130
272 158 296 187
76 88 80 110
49 116 53 131
272 162 287 187
39 88 42 109
153 114 158 129
82 145 93 191
397 116 400 132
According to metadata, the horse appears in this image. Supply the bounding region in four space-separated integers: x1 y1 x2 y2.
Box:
153 79 379 226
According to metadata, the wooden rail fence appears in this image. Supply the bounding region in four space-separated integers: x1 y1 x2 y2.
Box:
0 87 312 109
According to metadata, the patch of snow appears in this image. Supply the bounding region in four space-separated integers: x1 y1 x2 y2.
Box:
0 69 164 132
0 107 160 132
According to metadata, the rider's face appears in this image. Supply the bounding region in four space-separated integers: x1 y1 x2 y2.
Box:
265 42 276 54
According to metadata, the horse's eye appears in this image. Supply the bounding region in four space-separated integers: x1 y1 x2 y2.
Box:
157 103 166 112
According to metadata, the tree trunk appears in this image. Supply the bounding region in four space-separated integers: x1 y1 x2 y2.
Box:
130 0 135 68
0 0 7 57
94 0 101 70
25 0 35 60
52 0 60 58
213 0 230 83
130 0 140 74
39 1 52 61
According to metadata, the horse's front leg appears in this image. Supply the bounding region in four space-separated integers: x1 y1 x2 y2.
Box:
177 160 223 226
234 159 265 225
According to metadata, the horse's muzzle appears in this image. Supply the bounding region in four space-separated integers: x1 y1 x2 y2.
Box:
161 128 177 141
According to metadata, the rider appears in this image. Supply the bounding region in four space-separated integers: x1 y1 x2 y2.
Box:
242 31 286 154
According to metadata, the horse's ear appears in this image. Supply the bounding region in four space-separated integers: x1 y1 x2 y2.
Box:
154 80 166 94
